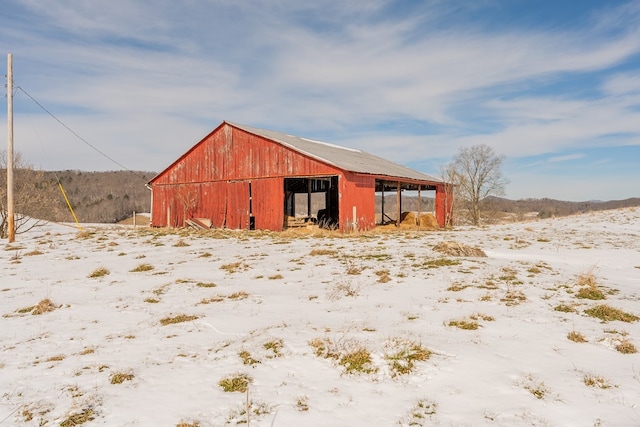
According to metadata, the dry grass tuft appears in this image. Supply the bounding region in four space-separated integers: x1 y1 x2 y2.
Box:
567 330 587 343
584 305 639 323
615 338 637 354
60 408 95 427
309 248 338 256
448 318 480 330
26 298 58 315
110 371 135 384
554 303 577 313
583 373 614 389
384 338 431 376
219 373 252 393
160 314 199 325
89 267 110 278
130 263 154 272
433 241 486 257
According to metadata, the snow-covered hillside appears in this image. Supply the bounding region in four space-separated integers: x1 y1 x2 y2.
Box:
2 209 639 426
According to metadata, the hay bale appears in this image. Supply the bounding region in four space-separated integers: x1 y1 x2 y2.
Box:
419 213 439 229
400 211 418 225
433 241 486 257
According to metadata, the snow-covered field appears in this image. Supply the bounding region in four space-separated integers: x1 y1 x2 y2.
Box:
1 208 639 426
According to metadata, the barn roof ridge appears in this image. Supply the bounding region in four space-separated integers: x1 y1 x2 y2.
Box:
226 121 443 183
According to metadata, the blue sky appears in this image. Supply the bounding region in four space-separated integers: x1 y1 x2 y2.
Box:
1 1 640 201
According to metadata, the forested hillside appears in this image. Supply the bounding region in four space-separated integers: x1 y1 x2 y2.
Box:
4 170 154 224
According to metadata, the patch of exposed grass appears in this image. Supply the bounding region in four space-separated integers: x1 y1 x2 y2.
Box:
447 282 470 292
199 296 225 304
384 338 431 377
448 318 479 330
160 314 199 325
263 339 284 357
615 338 637 354
196 282 217 288
398 399 438 425
173 239 190 247
554 303 577 313
309 248 338 256
228 291 249 300
567 330 587 343
24 249 44 256
339 347 377 374
239 350 260 366
60 408 95 427
89 267 110 278
374 269 391 283
583 373 614 389
414 258 461 269
144 297 160 304
220 261 249 273
219 373 252 393
500 289 527 306
309 337 377 374
295 396 309 412
268 274 284 280
22 298 58 315
584 304 639 323
110 371 134 384
130 263 154 272
176 422 200 427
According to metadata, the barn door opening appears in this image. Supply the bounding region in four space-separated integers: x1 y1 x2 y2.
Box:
283 176 338 228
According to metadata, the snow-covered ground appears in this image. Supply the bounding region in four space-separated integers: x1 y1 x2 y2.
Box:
1 208 639 426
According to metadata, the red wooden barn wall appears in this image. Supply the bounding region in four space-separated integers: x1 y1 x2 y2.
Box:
150 122 446 231
151 123 354 230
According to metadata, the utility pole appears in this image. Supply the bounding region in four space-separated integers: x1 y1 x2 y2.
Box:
7 53 15 242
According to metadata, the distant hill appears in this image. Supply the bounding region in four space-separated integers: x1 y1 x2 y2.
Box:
9 170 155 224
7 169 639 224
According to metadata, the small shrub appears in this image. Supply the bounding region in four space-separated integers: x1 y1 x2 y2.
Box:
160 314 199 325
584 305 639 323
130 263 154 272
219 373 252 393
110 371 134 384
89 267 110 278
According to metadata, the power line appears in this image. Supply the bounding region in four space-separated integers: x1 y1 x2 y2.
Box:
15 85 148 182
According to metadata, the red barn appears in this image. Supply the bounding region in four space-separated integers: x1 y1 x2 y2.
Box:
148 121 450 231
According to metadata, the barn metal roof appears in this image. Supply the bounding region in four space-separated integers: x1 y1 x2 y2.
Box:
227 122 443 184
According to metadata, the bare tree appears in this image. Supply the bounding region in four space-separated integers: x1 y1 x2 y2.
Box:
1 151 57 238
450 144 508 226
